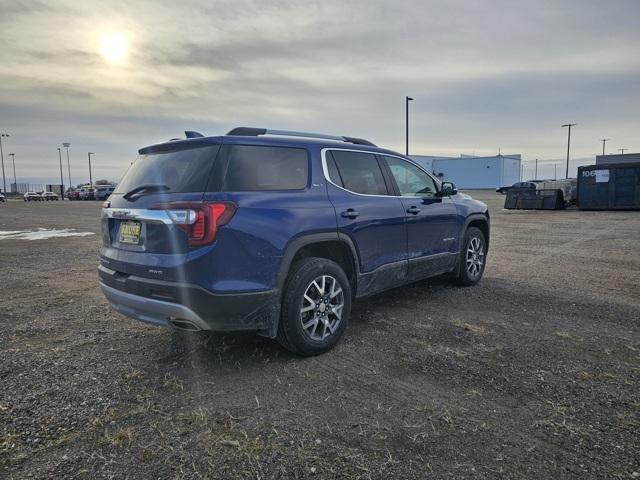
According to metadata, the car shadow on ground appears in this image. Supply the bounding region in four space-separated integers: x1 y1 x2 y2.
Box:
154 274 459 372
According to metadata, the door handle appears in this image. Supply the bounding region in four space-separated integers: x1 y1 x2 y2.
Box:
406 206 421 215
341 209 360 219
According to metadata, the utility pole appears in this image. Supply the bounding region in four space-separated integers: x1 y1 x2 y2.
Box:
562 123 577 179
405 96 413 156
0 133 8 194
88 152 94 186
57 148 65 198
9 153 16 192
554 163 557 180
63 142 71 188
619 148 627 155
535 159 538 180
600 138 610 156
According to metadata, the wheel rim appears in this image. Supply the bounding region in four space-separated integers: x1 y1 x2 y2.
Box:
300 275 344 341
466 236 485 278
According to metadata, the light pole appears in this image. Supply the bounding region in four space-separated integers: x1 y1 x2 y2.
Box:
63 142 71 188
405 96 413 156
9 153 16 192
88 152 94 186
57 148 65 198
535 158 538 180
562 123 576 179
0 133 8 194
600 138 610 156
619 148 627 155
554 163 557 180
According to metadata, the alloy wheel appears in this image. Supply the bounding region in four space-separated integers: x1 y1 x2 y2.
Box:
299 275 344 341
466 236 485 278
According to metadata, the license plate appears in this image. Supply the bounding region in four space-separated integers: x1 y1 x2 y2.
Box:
119 221 141 244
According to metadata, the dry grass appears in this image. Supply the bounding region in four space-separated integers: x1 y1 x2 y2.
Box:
554 331 581 340
452 319 485 334
576 371 593 380
0 433 21 454
104 428 135 447
162 373 185 391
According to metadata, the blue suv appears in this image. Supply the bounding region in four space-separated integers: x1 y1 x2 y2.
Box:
99 127 489 356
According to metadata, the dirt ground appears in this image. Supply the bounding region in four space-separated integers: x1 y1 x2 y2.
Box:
0 192 638 479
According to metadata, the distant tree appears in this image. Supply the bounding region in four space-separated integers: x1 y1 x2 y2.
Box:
95 179 112 185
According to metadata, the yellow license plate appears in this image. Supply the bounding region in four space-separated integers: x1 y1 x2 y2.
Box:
119 221 141 244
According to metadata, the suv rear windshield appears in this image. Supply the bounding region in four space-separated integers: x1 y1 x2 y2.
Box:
222 145 308 191
113 145 221 195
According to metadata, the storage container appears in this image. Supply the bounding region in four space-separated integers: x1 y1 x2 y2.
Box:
577 163 640 210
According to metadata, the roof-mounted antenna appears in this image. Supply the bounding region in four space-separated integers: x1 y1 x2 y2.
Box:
185 131 205 138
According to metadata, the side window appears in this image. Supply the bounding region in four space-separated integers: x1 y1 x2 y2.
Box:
325 152 343 187
330 150 389 196
383 156 438 197
223 145 308 191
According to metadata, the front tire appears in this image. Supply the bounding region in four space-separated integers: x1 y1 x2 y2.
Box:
277 257 352 356
452 226 487 286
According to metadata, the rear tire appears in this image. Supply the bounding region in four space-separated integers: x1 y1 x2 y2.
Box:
452 226 487 286
277 257 352 356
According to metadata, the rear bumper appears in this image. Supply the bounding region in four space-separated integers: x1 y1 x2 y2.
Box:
99 265 279 333
100 283 210 330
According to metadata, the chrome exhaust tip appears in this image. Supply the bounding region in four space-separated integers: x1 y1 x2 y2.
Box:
168 318 201 331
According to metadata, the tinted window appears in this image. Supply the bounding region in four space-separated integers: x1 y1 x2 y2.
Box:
384 156 438 197
330 150 388 195
114 145 220 194
224 145 308 191
326 152 343 187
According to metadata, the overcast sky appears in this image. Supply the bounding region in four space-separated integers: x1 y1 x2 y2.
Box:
0 0 638 185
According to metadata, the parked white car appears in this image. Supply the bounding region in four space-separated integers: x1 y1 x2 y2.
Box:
41 192 59 201
24 192 42 201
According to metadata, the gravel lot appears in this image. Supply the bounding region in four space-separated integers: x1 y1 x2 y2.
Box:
1 192 639 479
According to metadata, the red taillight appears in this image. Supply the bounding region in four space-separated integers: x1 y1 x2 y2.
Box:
191 209 206 240
150 202 236 247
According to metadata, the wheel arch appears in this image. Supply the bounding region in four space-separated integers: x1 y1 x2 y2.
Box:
276 232 360 296
261 233 358 341
462 213 490 250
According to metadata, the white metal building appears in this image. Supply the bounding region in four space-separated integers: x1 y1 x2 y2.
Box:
596 153 640 166
410 154 521 189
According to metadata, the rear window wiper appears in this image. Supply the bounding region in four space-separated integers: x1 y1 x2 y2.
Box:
122 183 171 200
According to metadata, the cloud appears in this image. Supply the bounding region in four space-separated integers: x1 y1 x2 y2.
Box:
0 0 639 182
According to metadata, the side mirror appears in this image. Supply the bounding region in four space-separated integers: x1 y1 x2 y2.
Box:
441 182 457 196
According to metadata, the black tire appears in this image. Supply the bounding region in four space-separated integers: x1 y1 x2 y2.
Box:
277 257 352 356
452 226 487 286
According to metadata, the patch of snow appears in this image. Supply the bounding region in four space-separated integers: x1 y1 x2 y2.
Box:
0 228 96 241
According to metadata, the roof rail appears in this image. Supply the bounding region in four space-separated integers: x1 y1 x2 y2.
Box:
226 127 376 147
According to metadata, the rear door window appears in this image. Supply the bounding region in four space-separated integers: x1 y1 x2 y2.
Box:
223 145 308 191
113 145 221 194
329 150 389 195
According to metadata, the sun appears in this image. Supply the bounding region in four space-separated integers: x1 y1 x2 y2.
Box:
99 32 128 63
